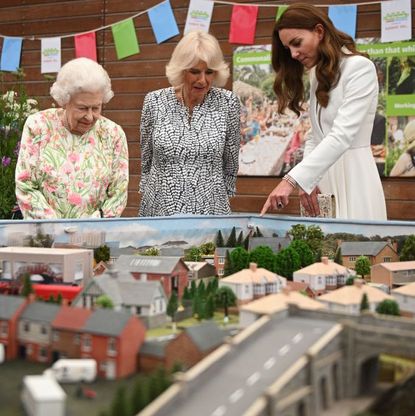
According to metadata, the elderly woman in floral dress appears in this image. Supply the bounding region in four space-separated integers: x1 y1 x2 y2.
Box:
15 58 129 219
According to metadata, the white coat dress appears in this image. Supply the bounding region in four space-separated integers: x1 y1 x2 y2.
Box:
288 54 387 221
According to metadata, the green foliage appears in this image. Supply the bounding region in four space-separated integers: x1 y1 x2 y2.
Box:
384 143 402 176
0 71 38 219
110 386 129 416
142 247 160 256
21 273 33 297
400 235 415 261
243 233 250 250
190 280 197 297
199 241 215 255
248 245 275 271
96 295 114 309
229 247 250 273
223 249 233 277
182 286 191 301
130 376 149 414
205 294 215 319
288 224 324 261
166 291 179 319
94 244 110 263
215 230 224 248
274 247 301 280
376 299 400 316
236 231 244 247
289 224 307 240
360 293 370 312
334 247 343 265
56 293 63 305
289 240 314 267
355 256 371 279
225 226 237 247
216 286 237 319
184 247 202 262
26 225 53 247
196 280 206 298
346 276 355 285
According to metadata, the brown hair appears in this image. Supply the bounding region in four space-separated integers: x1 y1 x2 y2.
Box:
272 3 366 116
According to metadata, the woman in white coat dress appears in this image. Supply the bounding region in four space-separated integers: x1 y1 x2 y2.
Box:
261 3 387 221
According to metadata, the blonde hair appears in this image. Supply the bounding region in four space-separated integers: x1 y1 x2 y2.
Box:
166 31 229 87
50 58 114 106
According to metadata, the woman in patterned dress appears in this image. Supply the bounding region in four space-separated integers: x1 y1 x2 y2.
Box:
138 31 241 217
15 58 129 219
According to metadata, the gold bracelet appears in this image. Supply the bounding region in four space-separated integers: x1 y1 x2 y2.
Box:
283 174 297 188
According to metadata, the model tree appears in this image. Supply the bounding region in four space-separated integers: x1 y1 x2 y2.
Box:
94 244 110 263
225 226 237 247
199 241 215 255
142 247 160 256
346 276 355 285
236 231 244 247
130 376 149 414
21 273 33 297
110 386 129 416
400 235 415 261
376 299 400 316
229 247 250 273
184 247 202 261
355 256 371 280
360 293 370 312
223 250 233 277
334 247 343 265
289 240 314 267
274 247 301 280
216 286 236 323
305 225 324 261
289 224 307 240
249 245 275 271
167 291 179 330
215 230 224 247
96 295 114 309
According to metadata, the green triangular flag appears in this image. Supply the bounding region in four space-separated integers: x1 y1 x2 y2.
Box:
276 6 288 21
111 18 139 60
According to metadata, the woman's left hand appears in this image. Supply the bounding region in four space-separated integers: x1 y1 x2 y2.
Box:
260 180 294 215
299 187 321 217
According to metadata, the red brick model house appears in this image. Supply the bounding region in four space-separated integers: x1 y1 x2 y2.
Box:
339 241 399 269
115 255 189 298
51 306 92 360
18 301 60 363
139 321 225 373
371 261 415 289
0 294 27 360
80 308 146 379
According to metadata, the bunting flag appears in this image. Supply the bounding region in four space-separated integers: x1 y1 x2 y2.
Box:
74 32 97 61
112 19 140 60
229 5 259 45
0 37 22 72
328 5 357 38
276 6 288 21
41 37 61 74
184 0 214 34
148 0 179 44
381 0 412 42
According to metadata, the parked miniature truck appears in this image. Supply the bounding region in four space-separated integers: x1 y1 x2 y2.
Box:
21 374 66 416
44 358 97 383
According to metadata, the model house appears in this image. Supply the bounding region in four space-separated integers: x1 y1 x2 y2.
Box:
371 261 415 289
185 261 216 282
18 300 61 363
140 321 225 373
218 262 286 305
239 288 326 327
72 270 168 328
0 294 27 360
391 283 415 317
318 279 394 315
214 247 236 277
51 306 93 360
80 308 146 379
293 257 355 294
0 246 93 284
339 241 399 269
115 255 189 298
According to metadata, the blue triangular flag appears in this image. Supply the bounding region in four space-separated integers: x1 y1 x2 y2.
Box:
148 0 179 44
328 5 357 38
1 37 23 72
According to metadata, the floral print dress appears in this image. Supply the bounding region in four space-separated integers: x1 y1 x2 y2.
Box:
15 108 129 219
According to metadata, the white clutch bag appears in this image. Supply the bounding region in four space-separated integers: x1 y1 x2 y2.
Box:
300 193 336 218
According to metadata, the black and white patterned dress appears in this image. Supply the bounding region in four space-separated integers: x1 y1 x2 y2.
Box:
138 87 241 217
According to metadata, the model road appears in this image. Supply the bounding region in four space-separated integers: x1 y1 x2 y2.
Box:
167 316 337 416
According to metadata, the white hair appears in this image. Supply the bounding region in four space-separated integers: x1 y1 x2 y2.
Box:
50 58 114 106
165 31 230 87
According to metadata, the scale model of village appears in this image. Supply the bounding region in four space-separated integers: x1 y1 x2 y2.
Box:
2 215 415 416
